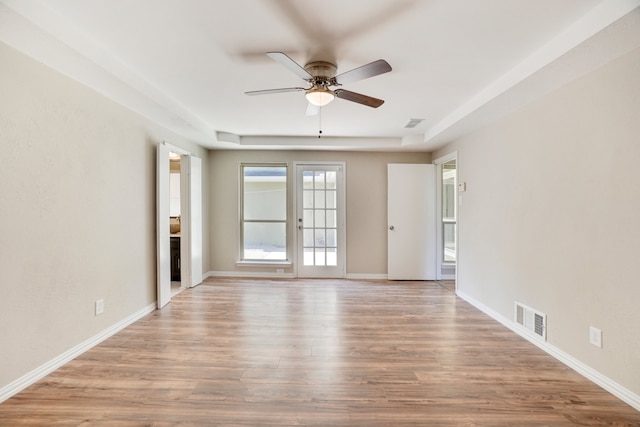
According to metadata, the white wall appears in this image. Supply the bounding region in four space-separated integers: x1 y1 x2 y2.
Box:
209 150 431 276
0 41 209 392
433 46 640 398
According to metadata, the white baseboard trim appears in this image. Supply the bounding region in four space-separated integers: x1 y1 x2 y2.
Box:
345 273 388 280
205 270 296 279
205 271 389 280
0 302 156 404
456 290 640 412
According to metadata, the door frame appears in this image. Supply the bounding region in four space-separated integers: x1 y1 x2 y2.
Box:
293 161 346 278
433 151 458 282
157 141 203 309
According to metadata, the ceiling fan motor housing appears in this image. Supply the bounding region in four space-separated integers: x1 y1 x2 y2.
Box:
304 61 337 87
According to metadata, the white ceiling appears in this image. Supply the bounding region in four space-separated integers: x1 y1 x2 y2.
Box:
1 0 639 151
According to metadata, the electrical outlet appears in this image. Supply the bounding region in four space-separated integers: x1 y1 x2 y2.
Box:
589 326 602 348
95 299 104 316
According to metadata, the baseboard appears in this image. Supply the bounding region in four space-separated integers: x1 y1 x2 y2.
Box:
205 270 296 279
456 290 640 412
345 273 388 280
0 302 156 404
205 271 389 280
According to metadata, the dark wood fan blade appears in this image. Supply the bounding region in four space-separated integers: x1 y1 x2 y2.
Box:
334 59 391 85
334 89 384 108
305 102 320 116
245 87 306 96
266 52 312 81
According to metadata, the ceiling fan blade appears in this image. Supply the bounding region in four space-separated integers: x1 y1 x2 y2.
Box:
334 59 392 85
305 102 320 116
266 51 312 81
334 89 384 108
245 87 306 96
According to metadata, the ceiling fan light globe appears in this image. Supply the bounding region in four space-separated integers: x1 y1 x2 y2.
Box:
306 90 335 107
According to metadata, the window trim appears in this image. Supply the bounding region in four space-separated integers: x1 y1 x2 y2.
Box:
239 162 290 263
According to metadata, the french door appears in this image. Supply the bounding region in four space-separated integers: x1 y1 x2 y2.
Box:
295 163 345 278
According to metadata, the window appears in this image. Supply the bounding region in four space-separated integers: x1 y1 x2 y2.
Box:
240 164 288 261
442 159 456 263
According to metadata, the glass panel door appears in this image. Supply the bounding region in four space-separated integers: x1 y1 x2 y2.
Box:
296 164 345 278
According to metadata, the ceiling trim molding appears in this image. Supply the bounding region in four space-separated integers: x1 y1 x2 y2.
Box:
3 1 638 151
424 0 640 146
0 0 219 144
233 135 405 151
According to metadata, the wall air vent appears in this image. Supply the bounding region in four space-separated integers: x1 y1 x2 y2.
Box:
404 118 424 128
515 302 546 341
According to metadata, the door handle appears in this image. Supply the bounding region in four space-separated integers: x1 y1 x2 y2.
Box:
389 225 395 230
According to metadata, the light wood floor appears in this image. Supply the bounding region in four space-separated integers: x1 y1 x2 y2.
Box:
1 278 638 426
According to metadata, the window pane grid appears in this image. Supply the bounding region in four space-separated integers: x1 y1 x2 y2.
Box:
300 166 341 267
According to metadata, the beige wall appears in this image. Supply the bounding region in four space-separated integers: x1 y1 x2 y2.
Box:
0 41 209 389
8 18 638 406
433 47 640 396
209 150 430 276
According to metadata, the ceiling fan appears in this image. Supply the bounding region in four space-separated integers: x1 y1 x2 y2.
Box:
245 52 392 115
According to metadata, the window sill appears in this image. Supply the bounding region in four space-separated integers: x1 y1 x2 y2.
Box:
236 260 293 267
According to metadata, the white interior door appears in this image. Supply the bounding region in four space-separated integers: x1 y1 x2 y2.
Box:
387 164 436 280
189 156 203 287
296 163 345 278
179 155 191 290
156 143 171 308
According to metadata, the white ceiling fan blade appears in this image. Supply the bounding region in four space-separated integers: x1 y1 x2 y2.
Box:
334 59 392 85
245 87 306 96
267 52 312 81
305 102 320 116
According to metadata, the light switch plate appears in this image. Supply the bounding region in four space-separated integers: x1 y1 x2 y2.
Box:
589 326 602 348
95 299 104 316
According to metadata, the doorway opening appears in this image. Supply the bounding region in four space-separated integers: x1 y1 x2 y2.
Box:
434 153 457 284
169 151 186 296
157 142 203 309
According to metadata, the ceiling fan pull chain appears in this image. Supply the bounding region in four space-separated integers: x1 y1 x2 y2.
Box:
318 107 322 138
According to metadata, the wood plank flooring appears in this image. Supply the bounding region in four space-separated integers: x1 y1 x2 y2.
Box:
1 278 638 426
